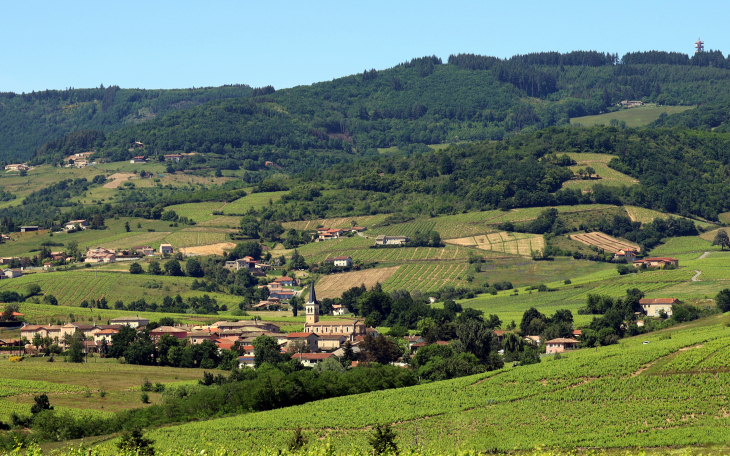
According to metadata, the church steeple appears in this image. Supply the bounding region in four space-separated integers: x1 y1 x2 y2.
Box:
305 281 319 325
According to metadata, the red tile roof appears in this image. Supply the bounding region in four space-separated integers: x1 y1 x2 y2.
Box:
639 298 679 305
287 332 317 339
546 338 579 344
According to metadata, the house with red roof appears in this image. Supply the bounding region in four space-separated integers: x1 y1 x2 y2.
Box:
149 326 188 340
546 338 580 354
639 298 679 317
286 332 319 352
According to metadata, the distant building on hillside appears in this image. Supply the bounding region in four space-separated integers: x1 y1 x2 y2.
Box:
130 156 146 164
639 298 679 317
375 235 409 246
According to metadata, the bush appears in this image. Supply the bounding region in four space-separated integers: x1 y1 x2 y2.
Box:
117 428 155 456
141 392 150 404
129 262 144 274
368 424 399 455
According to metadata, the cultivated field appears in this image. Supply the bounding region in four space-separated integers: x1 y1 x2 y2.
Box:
570 104 694 127
111 321 730 453
445 231 544 256
314 266 401 299
382 263 468 293
570 231 640 252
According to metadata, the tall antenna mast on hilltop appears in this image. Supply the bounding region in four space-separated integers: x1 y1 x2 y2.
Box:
695 38 704 54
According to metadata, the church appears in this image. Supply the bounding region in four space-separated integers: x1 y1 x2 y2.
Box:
303 281 366 340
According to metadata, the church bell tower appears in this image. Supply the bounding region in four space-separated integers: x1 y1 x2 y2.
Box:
305 281 319 325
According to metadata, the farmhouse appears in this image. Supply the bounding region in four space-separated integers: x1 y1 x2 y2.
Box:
639 298 679 317
546 338 580 354
159 244 174 255
65 219 89 231
303 282 366 342
620 100 644 108
614 249 638 263
4 269 22 279
633 257 679 268
317 228 344 241
130 156 146 164
20 226 39 232
291 352 334 367
110 316 150 328
164 154 182 162
5 164 28 171
325 256 353 267
375 235 409 245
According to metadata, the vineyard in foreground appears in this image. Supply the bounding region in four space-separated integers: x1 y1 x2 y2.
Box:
78 320 730 453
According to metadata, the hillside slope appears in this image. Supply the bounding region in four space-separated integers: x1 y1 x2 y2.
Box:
0 85 251 162
110 318 730 453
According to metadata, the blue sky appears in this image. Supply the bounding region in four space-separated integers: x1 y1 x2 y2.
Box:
1 0 727 93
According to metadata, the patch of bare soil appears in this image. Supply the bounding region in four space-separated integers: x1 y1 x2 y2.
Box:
180 242 237 256
103 173 136 188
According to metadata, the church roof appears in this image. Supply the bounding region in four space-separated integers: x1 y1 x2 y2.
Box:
305 319 362 326
308 281 317 304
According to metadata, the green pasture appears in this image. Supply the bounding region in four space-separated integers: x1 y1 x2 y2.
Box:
570 104 694 128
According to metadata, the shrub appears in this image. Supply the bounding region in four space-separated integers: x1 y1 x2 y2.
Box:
368 424 399 455
141 392 150 404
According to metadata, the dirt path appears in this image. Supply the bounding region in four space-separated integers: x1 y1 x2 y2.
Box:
692 270 702 282
697 251 711 260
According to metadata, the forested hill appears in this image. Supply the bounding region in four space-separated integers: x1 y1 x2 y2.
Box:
71 51 730 170
6 50 730 167
0 85 252 161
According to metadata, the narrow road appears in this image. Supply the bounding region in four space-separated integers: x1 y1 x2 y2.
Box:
692 270 702 282
698 251 711 260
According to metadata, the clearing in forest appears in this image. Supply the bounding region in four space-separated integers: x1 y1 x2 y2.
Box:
314 266 401 299
571 231 640 252
445 231 544 256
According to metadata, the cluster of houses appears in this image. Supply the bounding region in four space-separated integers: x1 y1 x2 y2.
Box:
64 152 95 168
613 249 679 269
254 276 299 308
223 256 270 275
84 244 175 264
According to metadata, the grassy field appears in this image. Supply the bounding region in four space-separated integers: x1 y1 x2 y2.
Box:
94 318 730 453
164 201 227 222
570 104 695 127
222 191 288 215
563 159 638 191
0 356 206 422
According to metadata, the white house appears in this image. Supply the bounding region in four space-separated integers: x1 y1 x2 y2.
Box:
65 220 89 231
160 244 173 255
375 235 409 245
109 316 150 328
